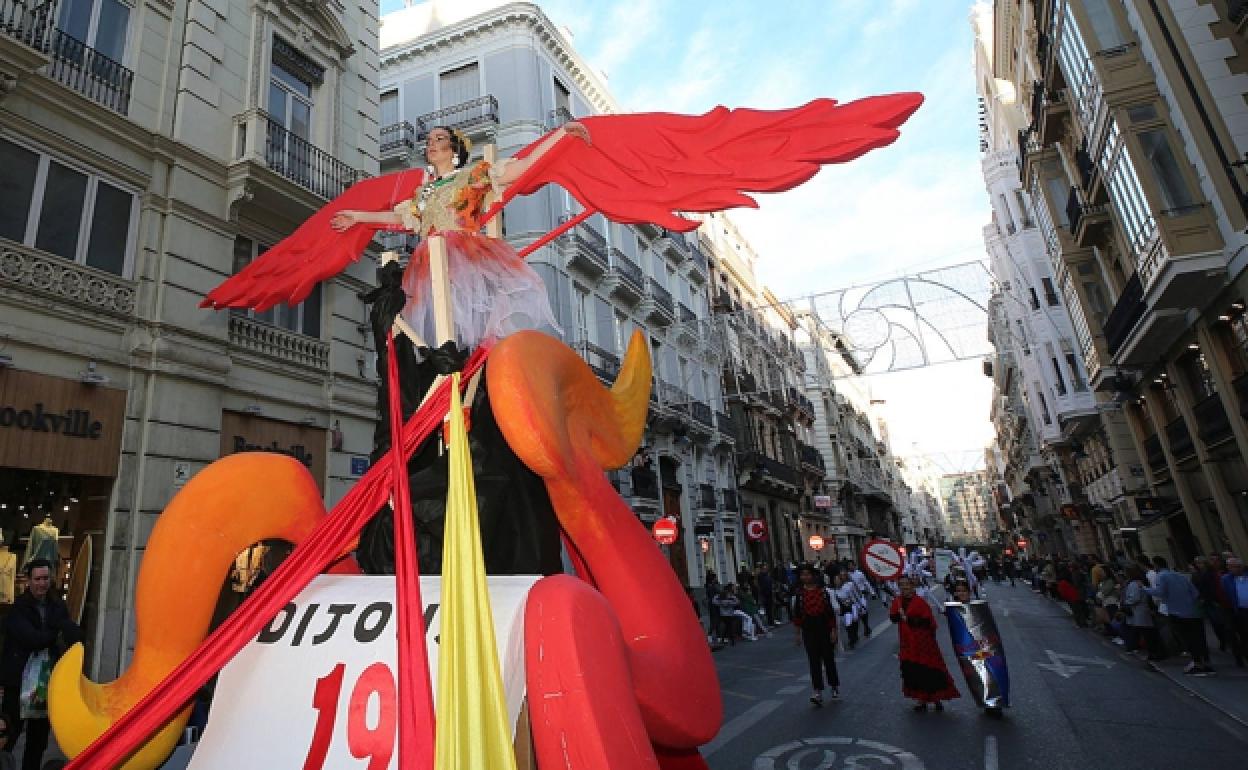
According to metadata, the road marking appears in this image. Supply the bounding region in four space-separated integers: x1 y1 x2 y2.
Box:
753 737 924 770
703 699 783 758
721 688 760 701
984 735 998 770
1036 649 1114 678
776 684 807 695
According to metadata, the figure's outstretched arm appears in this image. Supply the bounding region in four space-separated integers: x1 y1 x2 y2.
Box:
494 122 590 190
330 209 405 232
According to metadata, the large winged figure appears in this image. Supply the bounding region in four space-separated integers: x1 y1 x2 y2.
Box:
202 94 922 315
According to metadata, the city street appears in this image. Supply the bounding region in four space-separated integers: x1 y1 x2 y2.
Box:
705 583 1247 769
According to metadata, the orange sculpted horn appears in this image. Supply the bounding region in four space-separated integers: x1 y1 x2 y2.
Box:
488 330 721 750
49 453 343 769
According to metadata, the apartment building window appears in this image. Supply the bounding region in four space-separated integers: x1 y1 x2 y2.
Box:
0 137 137 278
613 311 629 354
1035 387 1052 424
1065 352 1088 391
381 89 399 127
573 283 589 342
59 0 130 64
1048 343 1068 395
1136 128 1195 211
232 236 321 337
1042 277 1059 306
1081 0 1128 49
1218 316 1248 376
1178 351 1216 400
1100 118 1154 258
554 78 571 116
270 42 318 140
439 63 480 107
1028 287 1041 311
1015 190 1034 228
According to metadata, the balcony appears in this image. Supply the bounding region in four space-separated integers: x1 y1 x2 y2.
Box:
0 239 136 317
641 278 675 325
629 466 660 501
691 400 714 430
602 249 644 304
415 95 500 139
1235 372 1248 421
712 288 733 312
379 121 416 164
1193 392 1234 449
656 231 692 264
688 243 709 284
229 315 329 371
1165 416 1196 464
47 27 133 115
558 224 609 279
1114 206 1225 366
697 483 717 511
799 442 826 476
1075 141 1105 204
1103 272 1145 359
740 450 799 489
1065 187 1110 247
1034 84 1069 147
575 340 620 385
231 110 370 218
788 387 815 420
1 0 55 84
547 106 574 130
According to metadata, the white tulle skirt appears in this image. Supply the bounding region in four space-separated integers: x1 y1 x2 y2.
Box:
400 230 559 350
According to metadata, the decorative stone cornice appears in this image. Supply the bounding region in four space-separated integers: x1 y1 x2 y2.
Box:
381 2 617 116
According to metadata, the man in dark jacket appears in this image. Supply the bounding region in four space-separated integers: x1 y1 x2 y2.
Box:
1 559 82 770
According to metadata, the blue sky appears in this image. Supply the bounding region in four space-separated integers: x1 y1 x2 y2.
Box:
379 0 995 466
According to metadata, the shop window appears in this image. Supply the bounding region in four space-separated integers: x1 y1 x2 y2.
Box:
232 236 321 338
0 137 137 277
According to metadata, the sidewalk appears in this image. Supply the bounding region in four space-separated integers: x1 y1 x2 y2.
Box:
1018 579 1248 728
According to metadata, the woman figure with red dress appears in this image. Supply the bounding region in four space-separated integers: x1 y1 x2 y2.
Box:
889 575 960 711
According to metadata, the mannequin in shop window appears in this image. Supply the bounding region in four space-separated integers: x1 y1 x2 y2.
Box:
23 517 59 570
0 533 14 605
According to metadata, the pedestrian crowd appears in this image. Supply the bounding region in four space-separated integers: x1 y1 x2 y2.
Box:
1021 550 1248 676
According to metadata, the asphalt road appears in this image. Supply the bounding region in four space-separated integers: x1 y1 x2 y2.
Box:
704 581 1247 770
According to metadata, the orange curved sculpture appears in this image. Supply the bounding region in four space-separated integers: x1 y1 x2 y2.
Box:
49 331 718 768
48 453 352 769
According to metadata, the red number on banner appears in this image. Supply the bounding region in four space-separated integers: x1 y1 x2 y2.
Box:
302 663 346 770
347 662 398 770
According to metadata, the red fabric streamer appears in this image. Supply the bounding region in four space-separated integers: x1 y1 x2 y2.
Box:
387 330 437 769
64 347 489 770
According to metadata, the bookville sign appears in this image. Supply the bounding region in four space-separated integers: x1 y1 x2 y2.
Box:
0 402 104 439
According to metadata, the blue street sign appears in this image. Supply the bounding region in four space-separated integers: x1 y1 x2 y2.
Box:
350 456 369 476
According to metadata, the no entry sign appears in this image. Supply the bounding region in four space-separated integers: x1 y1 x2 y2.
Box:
808 534 825 551
652 517 679 545
860 538 904 581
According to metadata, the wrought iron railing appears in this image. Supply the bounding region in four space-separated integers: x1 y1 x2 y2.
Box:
741 450 799 486
716 410 737 439
1 0 55 53
799 442 825 472
1165 417 1196 463
678 302 695 324
576 340 620 383
380 121 416 155
265 117 365 198
47 27 133 114
547 106 573 130
1193 393 1233 447
646 278 674 314
713 288 733 311
691 400 713 427
560 224 609 273
1103 272 1144 357
416 95 499 135
608 249 645 295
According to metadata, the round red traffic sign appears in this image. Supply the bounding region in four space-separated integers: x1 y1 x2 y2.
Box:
652 517 679 545
859 538 903 581
808 534 825 551
745 518 768 542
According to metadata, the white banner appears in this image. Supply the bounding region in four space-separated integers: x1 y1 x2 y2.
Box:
188 574 538 770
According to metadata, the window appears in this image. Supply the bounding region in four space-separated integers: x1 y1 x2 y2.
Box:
380 89 399 128
0 137 137 277
59 0 130 63
573 283 589 342
439 63 480 107
1047 343 1068 395
1065 352 1088 391
1042 277 1059 305
1136 129 1195 212
1028 287 1040 310
1082 0 1127 49
1179 352 1216 400
232 236 320 337
554 78 571 115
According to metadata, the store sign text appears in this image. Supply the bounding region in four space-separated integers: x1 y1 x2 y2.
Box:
231 436 314 468
0 403 103 439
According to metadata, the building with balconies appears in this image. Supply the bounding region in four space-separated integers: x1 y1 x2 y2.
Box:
993 1 1248 563
0 0 380 678
379 1 741 587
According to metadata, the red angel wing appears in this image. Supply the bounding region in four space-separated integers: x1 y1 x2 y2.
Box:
496 93 923 232
200 169 426 311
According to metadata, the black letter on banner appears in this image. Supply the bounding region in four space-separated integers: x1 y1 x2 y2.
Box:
290 603 322 646
257 603 297 644
311 604 356 645
355 602 392 643
423 603 440 645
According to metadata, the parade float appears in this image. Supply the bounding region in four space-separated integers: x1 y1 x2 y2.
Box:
45 94 922 769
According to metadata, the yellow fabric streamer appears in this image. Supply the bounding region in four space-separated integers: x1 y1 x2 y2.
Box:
435 373 518 770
